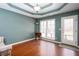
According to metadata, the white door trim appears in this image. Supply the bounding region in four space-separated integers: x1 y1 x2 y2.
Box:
61 15 78 46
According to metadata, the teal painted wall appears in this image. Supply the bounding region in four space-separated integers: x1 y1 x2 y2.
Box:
0 8 35 45
55 16 61 42
35 19 40 32
37 10 79 45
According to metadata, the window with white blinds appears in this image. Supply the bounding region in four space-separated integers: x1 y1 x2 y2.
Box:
40 19 55 40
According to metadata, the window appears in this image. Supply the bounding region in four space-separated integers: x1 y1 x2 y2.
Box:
40 19 55 40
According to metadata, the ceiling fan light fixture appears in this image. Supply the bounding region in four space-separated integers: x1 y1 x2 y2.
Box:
34 4 40 12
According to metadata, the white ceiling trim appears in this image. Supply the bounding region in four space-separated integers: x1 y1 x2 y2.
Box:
0 3 79 18
9 3 65 14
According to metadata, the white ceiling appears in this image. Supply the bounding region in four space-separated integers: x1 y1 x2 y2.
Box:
0 3 79 18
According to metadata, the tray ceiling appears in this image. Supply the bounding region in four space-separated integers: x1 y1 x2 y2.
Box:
0 3 79 18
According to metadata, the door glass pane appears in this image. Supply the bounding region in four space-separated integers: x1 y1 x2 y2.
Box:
40 19 55 40
47 20 51 38
47 20 55 39
64 18 73 41
40 21 46 37
51 20 55 39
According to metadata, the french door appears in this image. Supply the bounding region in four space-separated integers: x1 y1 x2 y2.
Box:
61 15 78 46
40 19 55 40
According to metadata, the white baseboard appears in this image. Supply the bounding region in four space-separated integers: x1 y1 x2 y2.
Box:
0 38 35 52
41 38 61 44
41 37 79 48
0 38 79 52
60 42 79 48
9 38 35 46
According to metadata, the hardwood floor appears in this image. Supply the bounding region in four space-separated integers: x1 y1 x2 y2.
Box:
11 40 79 56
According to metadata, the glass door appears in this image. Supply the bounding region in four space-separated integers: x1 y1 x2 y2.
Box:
61 15 78 46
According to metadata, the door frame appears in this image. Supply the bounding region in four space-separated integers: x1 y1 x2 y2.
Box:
61 15 78 46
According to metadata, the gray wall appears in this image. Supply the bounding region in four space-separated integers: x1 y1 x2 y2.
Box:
0 8 35 45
